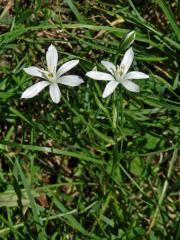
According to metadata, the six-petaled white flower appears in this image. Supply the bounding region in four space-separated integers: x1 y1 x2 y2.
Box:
21 44 84 103
86 48 149 98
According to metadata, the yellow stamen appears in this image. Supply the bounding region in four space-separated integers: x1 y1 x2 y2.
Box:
48 72 54 78
117 65 125 76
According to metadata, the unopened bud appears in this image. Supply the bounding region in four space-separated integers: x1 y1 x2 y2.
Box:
120 30 136 50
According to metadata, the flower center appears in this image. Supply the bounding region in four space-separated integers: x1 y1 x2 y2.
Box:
48 72 54 78
40 68 57 82
46 71 56 82
115 64 125 81
117 65 124 75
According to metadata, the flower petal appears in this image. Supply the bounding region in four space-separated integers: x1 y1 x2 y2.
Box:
121 79 139 92
86 71 114 81
101 61 116 74
102 81 119 98
21 81 49 98
120 48 134 74
57 60 79 78
58 75 84 86
23 67 44 78
49 83 61 103
46 44 58 73
125 71 149 80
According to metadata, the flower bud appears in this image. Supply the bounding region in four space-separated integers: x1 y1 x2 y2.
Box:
119 30 136 50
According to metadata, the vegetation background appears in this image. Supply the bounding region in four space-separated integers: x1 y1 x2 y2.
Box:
0 0 179 239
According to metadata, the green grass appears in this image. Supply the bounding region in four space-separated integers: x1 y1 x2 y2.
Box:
0 0 179 239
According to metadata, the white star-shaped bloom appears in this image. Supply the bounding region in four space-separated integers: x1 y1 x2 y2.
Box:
21 44 84 103
86 48 149 98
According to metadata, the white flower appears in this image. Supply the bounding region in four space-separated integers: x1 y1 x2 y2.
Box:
86 48 149 98
21 44 84 103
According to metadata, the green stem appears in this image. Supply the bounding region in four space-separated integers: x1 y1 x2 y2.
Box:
111 92 118 177
120 86 124 153
112 87 124 177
